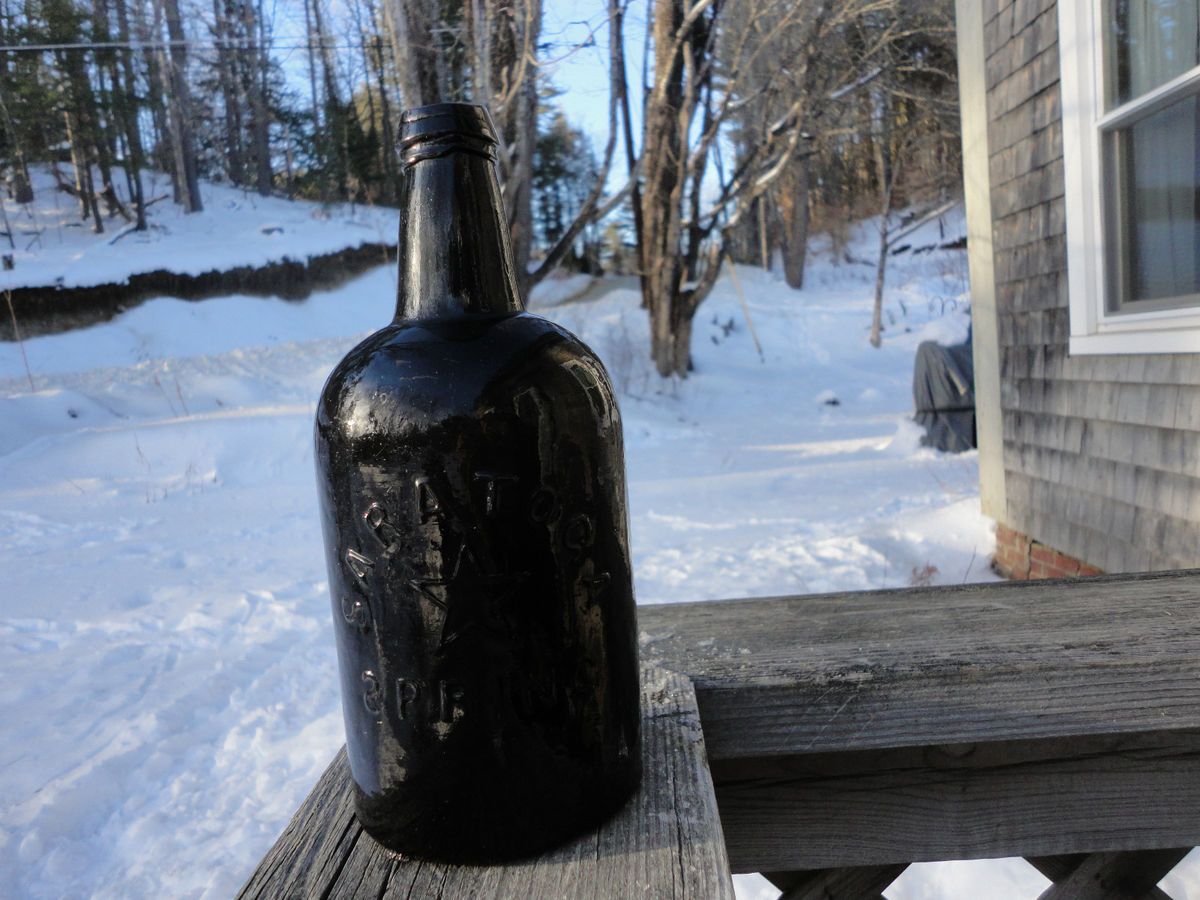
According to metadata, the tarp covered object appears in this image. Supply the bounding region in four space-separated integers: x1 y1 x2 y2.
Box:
913 329 976 452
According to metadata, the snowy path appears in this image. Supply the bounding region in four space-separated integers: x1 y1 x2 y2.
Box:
1 227 1022 898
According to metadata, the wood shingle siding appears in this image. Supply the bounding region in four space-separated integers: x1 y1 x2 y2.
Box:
983 0 1200 571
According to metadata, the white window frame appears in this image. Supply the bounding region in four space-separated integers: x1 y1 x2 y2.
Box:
1058 0 1200 355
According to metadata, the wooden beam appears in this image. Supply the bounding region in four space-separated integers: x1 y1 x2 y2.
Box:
1035 849 1189 899
1028 855 1091 882
639 572 1200 759
764 864 908 899
237 667 734 898
708 732 1200 873
1028 854 1174 899
639 572 1200 873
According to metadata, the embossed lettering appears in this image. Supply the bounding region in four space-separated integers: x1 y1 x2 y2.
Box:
564 513 595 552
397 679 420 720
409 541 529 653
341 596 371 630
346 547 374 583
414 476 443 523
529 487 561 523
362 671 382 716
362 502 401 548
440 681 466 721
563 359 613 431
395 678 466 723
473 471 518 517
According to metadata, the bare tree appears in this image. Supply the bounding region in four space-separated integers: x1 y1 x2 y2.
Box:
210 0 245 185
526 0 626 290
638 0 899 376
242 0 274 196
385 0 443 106
862 1 960 346
156 0 202 211
638 0 964 374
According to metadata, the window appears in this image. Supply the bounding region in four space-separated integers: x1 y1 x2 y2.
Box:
1060 0 1200 354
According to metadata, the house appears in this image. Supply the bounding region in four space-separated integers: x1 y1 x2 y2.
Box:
956 0 1200 578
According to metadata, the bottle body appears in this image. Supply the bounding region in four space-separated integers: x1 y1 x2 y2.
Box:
314 105 640 860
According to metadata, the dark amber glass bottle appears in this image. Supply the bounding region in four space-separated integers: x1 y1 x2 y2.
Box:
314 103 641 862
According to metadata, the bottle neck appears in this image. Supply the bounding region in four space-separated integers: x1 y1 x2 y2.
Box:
394 150 524 320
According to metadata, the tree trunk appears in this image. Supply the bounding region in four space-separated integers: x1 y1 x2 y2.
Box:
388 0 440 107
0 0 31 204
63 110 90 221
367 3 396 201
310 0 347 198
868 102 893 349
478 0 539 300
508 26 539 300
112 0 146 228
613 0 646 301
300 0 326 198
651 299 693 378
85 21 118 202
52 8 111 229
0 81 34 204
211 0 245 185
640 0 689 377
158 0 202 211
757 195 770 270
243 0 273 195
781 157 810 289
64 105 104 233
99 0 146 229
869 209 889 348
134 0 171 174
284 123 295 197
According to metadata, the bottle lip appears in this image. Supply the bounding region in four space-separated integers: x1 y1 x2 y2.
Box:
399 103 498 165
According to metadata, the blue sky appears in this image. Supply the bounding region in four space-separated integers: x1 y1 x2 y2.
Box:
540 0 649 151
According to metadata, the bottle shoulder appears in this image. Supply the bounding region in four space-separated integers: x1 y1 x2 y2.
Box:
316 312 618 440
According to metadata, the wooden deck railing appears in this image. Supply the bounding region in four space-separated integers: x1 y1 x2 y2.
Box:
240 571 1200 898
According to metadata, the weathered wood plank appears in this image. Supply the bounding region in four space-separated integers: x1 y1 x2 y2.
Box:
1027 854 1172 898
639 573 1200 873
639 572 1200 759
1035 848 1188 899
237 666 733 899
709 731 1200 872
1028 855 1090 883
765 864 908 899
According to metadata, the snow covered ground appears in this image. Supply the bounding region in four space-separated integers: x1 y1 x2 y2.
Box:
0 167 398 291
5 215 1171 899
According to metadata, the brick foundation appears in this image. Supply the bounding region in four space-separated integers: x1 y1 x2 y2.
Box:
993 524 1104 580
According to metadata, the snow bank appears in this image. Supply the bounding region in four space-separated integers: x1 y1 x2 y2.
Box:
0 167 399 292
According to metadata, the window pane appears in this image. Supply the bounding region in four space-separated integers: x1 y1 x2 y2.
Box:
1106 0 1200 107
1105 91 1200 310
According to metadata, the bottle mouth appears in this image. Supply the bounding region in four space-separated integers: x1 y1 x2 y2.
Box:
399 103 498 166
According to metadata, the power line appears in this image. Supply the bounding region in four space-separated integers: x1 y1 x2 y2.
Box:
0 38 370 53
0 35 601 55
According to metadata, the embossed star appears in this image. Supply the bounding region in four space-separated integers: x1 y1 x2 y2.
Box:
408 541 528 653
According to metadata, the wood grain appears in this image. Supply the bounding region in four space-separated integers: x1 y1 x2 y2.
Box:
639 572 1200 759
1028 854 1173 900
639 573 1200 872
710 731 1200 872
237 666 733 899
766 864 907 899
1035 848 1188 900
